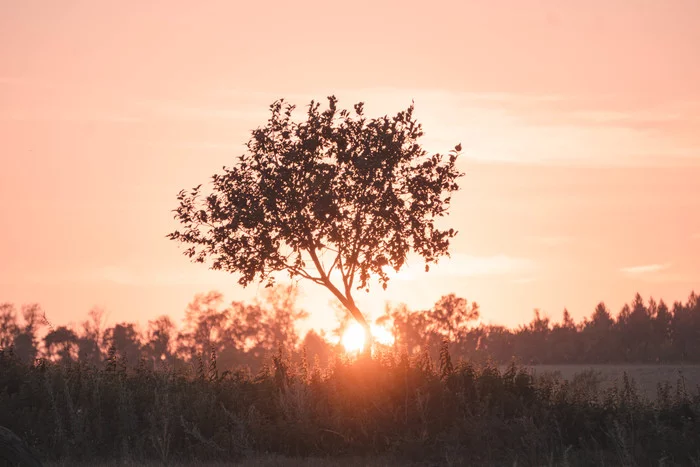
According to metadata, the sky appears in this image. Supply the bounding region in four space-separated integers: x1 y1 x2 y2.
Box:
1 0 699 334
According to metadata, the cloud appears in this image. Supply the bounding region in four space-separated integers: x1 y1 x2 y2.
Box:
389 254 535 281
22 85 688 168
211 87 699 168
620 263 671 275
78 265 237 288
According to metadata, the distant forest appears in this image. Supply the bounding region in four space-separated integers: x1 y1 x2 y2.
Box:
1 287 699 369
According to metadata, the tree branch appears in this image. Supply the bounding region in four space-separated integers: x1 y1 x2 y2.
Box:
305 234 369 329
286 266 325 285
346 211 365 290
327 251 341 279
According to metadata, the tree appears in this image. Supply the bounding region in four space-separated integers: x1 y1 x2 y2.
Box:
145 315 176 367
0 303 18 350
378 302 428 354
427 294 479 341
168 96 463 350
12 304 44 364
175 286 306 370
652 299 673 360
670 292 700 361
102 323 142 366
549 309 579 363
176 291 231 363
0 303 45 363
44 326 79 364
583 302 616 362
589 302 614 329
254 285 308 352
77 307 107 365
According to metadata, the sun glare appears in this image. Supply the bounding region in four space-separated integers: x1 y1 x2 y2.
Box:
341 322 366 353
341 322 396 353
371 324 396 346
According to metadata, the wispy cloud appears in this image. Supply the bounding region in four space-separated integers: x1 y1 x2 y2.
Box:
41 253 534 289
77 266 236 288
389 253 535 281
203 87 700 168
620 263 671 275
12 85 688 168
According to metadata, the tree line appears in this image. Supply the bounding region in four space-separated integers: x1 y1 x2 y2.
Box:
1 287 699 369
383 290 700 364
0 286 313 373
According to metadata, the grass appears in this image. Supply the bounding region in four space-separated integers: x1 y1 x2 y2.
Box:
3 345 700 466
45 456 410 467
522 364 700 399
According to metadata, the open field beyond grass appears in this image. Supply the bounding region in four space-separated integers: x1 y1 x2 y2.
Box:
523 364 700 400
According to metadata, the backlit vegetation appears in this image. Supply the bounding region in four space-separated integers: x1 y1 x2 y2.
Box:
2 289 700 465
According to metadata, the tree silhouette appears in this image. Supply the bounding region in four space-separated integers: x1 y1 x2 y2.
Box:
175 286 307 370
12 305 43 364
177 291 231 363
77 307 106 365
0 303 18 350
44 326 79 364
5 288 700 368
168 96 463 350
0 304 44 364
102 323 142 366
254 285 308 353
652 299 673 360
145 315 176 367
426 293 479 341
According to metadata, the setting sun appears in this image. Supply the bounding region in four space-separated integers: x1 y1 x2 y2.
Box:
341 322 366 353
341 322 396 353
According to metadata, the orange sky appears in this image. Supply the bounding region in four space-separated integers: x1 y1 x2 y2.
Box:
1 0 699 334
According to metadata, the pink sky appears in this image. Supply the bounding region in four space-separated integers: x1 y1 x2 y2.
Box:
1 0 699 333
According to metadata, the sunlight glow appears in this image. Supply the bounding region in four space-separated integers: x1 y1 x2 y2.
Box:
341 322 396 353
341 323 366 353
371 323 396 346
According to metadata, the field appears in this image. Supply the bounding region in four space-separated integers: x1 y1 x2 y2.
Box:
5 351 700 466
45 456 409 467
522 364 700 399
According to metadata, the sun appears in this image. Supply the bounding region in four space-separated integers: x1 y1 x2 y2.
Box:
341 322 396 353
341 322 367 353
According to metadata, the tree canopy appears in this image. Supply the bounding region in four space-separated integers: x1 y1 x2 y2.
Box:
168 96 463 340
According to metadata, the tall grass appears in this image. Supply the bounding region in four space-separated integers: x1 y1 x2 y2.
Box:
2 343 700 466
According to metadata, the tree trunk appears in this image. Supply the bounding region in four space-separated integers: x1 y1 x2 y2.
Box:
361 321 373 357
0 425 43 467
346 303 373 357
